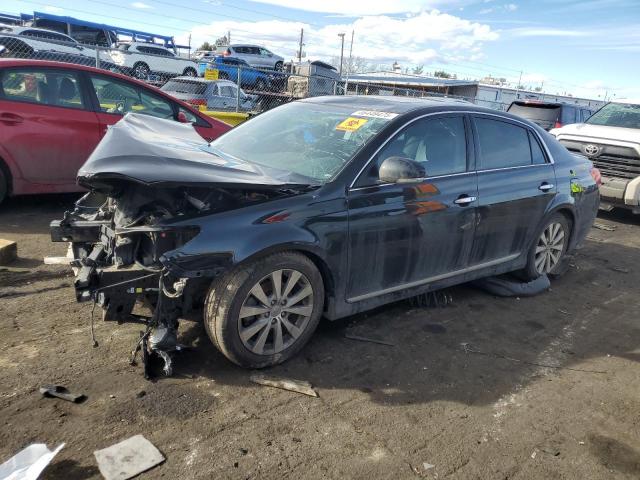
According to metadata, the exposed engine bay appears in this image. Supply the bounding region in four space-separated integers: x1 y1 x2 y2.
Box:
50 113 312 377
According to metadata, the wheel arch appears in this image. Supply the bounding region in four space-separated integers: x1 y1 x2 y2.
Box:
234 244 336 307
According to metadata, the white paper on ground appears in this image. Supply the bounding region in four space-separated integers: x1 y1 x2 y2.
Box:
94 435 164 480
0 443 65 480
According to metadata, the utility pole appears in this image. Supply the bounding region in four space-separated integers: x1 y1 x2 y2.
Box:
515 70 523 98
338 32 345 77
344 30 354 94
227 30 231 44
297 28 304 63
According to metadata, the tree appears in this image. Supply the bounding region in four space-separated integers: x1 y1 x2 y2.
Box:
413 65 424 75
328 55 372 74
198 41 213 51
433 70 454 79
214 35 229 46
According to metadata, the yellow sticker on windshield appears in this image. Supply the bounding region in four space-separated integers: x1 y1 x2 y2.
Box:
336 117 368 132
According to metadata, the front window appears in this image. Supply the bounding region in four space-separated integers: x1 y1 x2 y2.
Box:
586 103 640 129
210 101 394 184
89 75 175 119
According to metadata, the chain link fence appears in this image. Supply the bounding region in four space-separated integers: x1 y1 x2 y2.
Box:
0 30 511 123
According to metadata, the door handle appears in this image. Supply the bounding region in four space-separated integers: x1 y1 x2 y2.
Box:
454 195 477 206
0 113 24 125
538 183 554 192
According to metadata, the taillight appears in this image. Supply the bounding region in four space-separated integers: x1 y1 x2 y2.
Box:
187 99 207 106
223 49 231 56
590 166 602 186
554 121 562 129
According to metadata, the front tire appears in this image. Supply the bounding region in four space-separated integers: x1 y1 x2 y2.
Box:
132 62 150 80
183 67 197 77
521 213 571 280
0 167 7 205
255 77 267 91
204 252 324 368
274 61 283 72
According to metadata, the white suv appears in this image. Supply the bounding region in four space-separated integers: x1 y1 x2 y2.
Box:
221 44 284 71
102 42 198 81
551 101 640 214
0 26 96 65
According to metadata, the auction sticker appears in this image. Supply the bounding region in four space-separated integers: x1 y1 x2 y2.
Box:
336 117 368 132
351 110 399 120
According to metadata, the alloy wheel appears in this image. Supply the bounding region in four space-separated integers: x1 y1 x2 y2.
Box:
238 269 314 355
534 222 565 274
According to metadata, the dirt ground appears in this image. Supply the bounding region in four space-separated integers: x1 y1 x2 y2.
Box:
1 194 639 480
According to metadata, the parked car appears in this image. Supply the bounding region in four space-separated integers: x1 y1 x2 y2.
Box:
0 59 231 204
193 49 220 62
507 100 594 130
51 96 600 370
197 56 271 91
102 42 198 81
221 44 284 71
0 26 97 66
161 76 257 112
551 100 640 213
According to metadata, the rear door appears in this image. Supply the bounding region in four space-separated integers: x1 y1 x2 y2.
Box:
469 114 556 265
346 114 478 301
0 66 100 187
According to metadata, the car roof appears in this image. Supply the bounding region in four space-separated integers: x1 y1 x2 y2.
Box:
170 76 234 85
300 95 477 113
4 26 72 37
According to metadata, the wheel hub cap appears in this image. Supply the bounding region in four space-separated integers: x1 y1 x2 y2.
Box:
534 222 565 274
238 269 314 356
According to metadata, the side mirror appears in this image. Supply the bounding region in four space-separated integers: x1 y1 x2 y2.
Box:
379 156 426 183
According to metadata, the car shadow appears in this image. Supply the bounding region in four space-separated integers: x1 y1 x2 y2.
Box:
171 237 640 409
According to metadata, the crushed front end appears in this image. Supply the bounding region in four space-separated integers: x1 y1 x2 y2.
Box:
50 113 307 377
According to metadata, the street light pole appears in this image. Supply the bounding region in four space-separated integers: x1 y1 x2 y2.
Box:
338 33 345 77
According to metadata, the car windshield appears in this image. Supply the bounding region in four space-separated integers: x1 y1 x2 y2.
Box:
161 79 207 95
209 101 395 184
586 102 640 129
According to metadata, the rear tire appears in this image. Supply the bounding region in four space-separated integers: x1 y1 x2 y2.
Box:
204 252 324 368
183 67 197 77
520 213 572 280
274 61 283 72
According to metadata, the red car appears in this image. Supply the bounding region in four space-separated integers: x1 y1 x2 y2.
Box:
0 59 231 204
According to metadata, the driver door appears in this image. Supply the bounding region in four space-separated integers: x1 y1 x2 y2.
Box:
346 114 478 301
85 73 177 138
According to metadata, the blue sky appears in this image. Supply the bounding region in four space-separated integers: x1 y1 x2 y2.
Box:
4 0 640 99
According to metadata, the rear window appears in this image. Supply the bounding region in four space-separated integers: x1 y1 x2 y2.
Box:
508 103 561 123
560 106 577 125
161 79 207 95
475 117 532 169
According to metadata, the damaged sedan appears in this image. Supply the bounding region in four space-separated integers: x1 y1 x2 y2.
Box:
51 96 600 372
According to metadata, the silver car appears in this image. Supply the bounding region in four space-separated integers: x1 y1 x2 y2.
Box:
160 76 257 112
221 44 284 71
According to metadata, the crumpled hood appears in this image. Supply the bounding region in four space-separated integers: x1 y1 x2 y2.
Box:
78 113 309 192
551 123 640 145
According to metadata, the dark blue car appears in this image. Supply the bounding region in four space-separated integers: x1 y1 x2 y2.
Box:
197 56 271 91
52 96 600 371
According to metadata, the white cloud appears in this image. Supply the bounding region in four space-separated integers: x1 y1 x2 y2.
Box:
43 5 64 13
248 0 454 15
131 2 153 9
510 28 590 37
504 3 518 11
178 10 498 66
